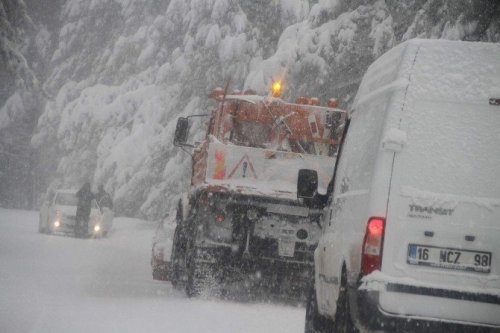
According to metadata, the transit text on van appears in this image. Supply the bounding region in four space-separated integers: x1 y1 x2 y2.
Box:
409 204 454 216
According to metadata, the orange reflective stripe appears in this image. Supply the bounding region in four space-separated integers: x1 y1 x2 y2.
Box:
213 149 226 179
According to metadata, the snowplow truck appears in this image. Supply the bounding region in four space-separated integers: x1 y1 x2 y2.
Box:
171 83 346 298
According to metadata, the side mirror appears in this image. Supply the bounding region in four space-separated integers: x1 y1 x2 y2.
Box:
174 117 189 146
297 169 318 199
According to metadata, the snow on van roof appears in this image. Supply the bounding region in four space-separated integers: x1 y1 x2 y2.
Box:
353 39 500 109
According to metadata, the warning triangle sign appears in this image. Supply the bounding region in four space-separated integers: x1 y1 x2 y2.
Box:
227 154 257 179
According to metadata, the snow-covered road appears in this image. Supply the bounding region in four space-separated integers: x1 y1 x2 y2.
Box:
0 209 305 333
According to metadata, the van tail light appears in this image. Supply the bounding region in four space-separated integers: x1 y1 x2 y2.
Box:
361 217 385 276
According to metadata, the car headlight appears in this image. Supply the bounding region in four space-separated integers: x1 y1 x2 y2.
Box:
54 221 60 228
94 225 101 232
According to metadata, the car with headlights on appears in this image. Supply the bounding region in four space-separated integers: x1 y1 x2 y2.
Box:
39 189 110 238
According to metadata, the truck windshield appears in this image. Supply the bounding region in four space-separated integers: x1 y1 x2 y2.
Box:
230 120 272 148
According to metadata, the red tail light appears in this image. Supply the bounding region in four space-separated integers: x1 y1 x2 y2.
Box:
361 217 385 275
215 213 225 223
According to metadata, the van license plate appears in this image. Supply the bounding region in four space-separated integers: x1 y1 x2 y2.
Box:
407 244 491 273
278 240 295 257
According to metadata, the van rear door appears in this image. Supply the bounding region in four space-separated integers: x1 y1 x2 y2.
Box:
381 99 500 320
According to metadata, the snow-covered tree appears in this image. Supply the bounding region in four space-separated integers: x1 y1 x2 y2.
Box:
25 0 500 219
0 0 43 208
31 0 299 219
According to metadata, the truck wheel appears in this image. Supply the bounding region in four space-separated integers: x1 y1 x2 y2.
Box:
185 259 203 297
170 267 179 289
333 269 357 333
170 256 182 289
305 284 333 333
171 257 188 290
170 227 186 290
185 257 217 298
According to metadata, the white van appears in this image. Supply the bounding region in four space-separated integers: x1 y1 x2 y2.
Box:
299 39 500 332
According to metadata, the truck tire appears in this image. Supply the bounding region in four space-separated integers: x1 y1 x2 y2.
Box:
185 257 206 297
185 254 217 298
170 253 183 289
186 266 201 297
304 284 333 333
170 263 181 289
170 227 187 290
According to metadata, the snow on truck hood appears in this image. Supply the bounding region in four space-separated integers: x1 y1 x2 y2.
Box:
204 142 336 200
